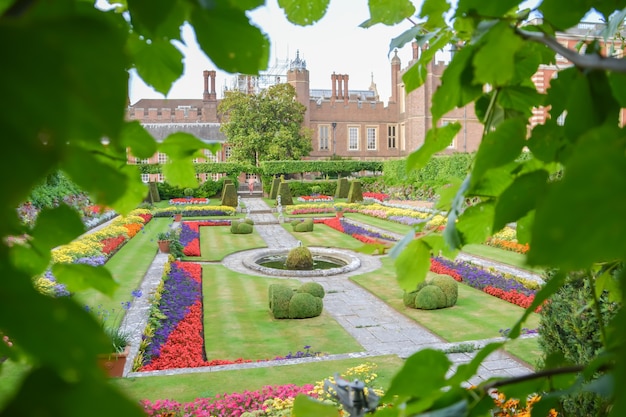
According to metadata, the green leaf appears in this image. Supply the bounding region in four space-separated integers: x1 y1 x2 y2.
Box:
127 0 180 37
389 230 417 259
443 175 471 250
539 0 593 30
129 35 184 96
191 4 269 74
407 123 461 172
31 205 85 253
515 210 534 245
493 170 548 231
278 0 330 26
120 121 158 160
497 86 543 117
403 28 453 93
389 25 423 53
456 0 521 17
0 367 145 417
9 245 50 277
435 178 462 211
527 122 567 163
607 72 626 108
159 132 208 159
419 0 450 29
470 117 527 187
468 165 515 198
361 0 416 27
456 201 495 245
595 269 622 303
112 165 150 214
395 239 431 291
383 349 451 401
473 22 524 86
52 264 118 296
431 45 482 121
529 125 626 269
291 394 339 417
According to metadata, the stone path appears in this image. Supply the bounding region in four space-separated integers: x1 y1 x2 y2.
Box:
122 198 535 385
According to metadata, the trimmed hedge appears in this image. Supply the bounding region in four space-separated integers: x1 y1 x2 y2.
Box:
403 274 459 310
292 219 314 233
285 246 313 270
269 284 294 319
289 293 323 319
287 180 336 197
346 180 363 203
297 282 325 299
335 178 349 199
230 220 253 234
277 182 293 205
221 183 237 207
269 177 281 199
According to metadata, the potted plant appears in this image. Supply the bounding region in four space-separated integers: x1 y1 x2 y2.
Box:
97 326 131 377
171 208 183 222
157 231 171 253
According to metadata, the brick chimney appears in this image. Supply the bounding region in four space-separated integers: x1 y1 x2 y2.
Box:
343 74 349 104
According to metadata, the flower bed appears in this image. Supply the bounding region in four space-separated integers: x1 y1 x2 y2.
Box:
169 198 210 205
363 192 390 202
180 220 231 257
297 195 334 203
153 205 235 218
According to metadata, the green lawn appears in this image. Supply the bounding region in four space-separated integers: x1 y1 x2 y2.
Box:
461 244 544 274
113 355 403 403
282 223 366 251
185 225 267 261
201 264 363 361
350 257 541 365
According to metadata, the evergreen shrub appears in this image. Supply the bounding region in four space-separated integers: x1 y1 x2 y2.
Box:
298 282 325 299
221 183 238 207
414 285 447 310
429 274 458 307
285 246 313 270
269 177 281 199
277 182 293 205
288 292 323 319
244 218 254 225
403 290 418 307
335 178 349 199
268 284 294 319
346 180 363 203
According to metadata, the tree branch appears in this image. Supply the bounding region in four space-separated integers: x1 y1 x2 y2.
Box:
483 365 585 391
516 28 626 72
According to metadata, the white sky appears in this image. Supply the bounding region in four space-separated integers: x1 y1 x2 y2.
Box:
128 0 424 105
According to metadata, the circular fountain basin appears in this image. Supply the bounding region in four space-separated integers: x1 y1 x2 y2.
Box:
243 247 361 277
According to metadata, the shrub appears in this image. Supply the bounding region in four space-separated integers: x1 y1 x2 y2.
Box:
230 222 240 234
221 183 237 207
183 187 194 197
311 185 321 194
285 246 313 270
288 292 323 319
403 290 418 307
335 178 349 199
268 284 294 319
277 182 293 205
428 274 458 307
243 218 254 225
294 220 314 233
237 222 253 234
290 220 301 228
537 271 618 417
297 282 325 299
346 180 363 203
414 285 447 310
269 177 281 199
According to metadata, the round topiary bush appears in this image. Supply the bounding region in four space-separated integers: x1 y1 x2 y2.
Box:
294 222 313 232
303 219 314 231
428 274 458 307
230 221 240 234
414 285 447 310
244 218 254 225
290 220 301 229
285 246 313 270
403 290 419 307
268 284 294 319
298 282 325 299
288 292 323 319
237 222 253 234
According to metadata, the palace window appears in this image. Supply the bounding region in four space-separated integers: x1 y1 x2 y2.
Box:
224 146 232 160
204 149 219 162
366 127 377 150
388 125 397 149
157 152 167 164
348 127 359 150
141 173 149 183
319 125 329 150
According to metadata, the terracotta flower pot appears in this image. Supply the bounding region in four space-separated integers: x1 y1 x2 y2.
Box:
335 211 344 218
158 240 170 253
97 345 130 377
174 214 182 222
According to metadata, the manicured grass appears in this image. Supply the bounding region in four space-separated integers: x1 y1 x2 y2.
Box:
281 223 366 251
504 337 542 369
74 217 172 327
462 244 544 274
201 265 363 361
187 225 267 261
113 355 403 403
350 257 541 365
344 212 414 236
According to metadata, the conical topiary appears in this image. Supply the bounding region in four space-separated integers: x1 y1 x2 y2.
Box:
269 177 281 199
346 180 363 203
335 177 349 199
221 183 237 207
277 181 293 205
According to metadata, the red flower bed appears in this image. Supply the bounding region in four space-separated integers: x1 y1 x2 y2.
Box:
137 213 153 224
363 192 390 202
101 235 127 256
317 217 343 232
483 286 541 312
429 258 463 282
183 239 201 256
169 198 210 205
184 220 230 232
177 261 202 282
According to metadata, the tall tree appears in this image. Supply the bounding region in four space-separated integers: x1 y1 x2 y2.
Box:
218 83 312 166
